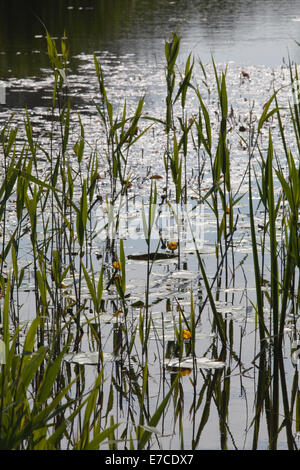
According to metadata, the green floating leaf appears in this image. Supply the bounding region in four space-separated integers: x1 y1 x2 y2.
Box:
131 300 145 308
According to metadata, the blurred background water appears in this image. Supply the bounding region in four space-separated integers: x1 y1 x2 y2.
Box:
0 0 300 80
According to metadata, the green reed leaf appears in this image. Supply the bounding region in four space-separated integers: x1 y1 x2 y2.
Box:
76 179 88 248
138 375 178 449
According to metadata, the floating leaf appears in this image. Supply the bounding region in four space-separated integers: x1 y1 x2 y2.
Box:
171 270 196 279
64 351 114 365
127 253 178 261
164 356 225 370
150 174 163 180
131 300 145 308
128 253 177 261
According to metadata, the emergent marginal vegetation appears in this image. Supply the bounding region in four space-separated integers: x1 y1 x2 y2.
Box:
0 31 299 450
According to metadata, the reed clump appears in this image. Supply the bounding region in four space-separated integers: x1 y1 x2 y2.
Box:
0 30 299 450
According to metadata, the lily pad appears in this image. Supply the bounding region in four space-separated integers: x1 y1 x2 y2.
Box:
128 253 178 261
80 312 125 324
150 174 163 180
131 300 145 308
64 351 115 365
164 356 225 370
171 270 196 280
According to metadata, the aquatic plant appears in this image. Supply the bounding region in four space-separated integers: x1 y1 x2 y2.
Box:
0 28 299 450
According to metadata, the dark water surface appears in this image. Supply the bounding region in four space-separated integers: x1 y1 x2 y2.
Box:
1 0 300 80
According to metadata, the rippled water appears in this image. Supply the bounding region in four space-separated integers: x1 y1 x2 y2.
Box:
1 0 300 74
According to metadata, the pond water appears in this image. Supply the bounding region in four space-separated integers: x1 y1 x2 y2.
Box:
1 0 300 113
0 0 300 451
1 0 300 75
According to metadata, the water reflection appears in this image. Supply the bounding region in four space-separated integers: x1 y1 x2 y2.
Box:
1 0 300 79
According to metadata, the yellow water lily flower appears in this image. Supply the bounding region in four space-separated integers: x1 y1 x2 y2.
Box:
113 310 123 318
179 368 192 377
168 241 178 251
113 261 122 270
182 329 192 340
